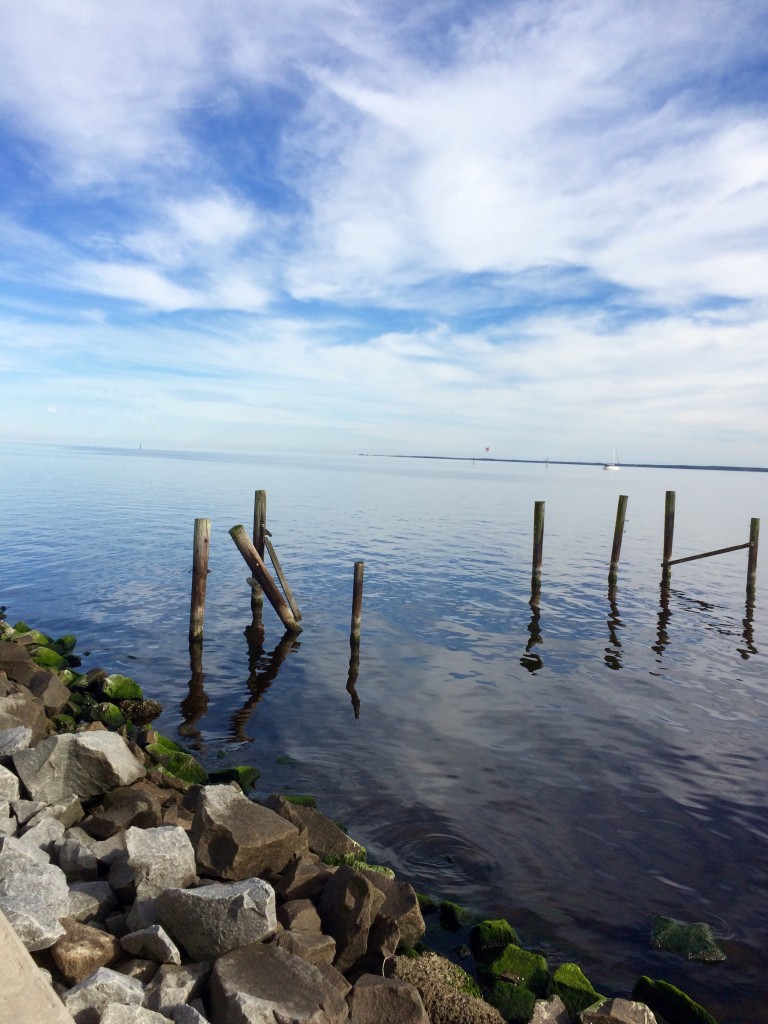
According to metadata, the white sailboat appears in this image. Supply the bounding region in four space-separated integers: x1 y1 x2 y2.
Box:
603 445 620 471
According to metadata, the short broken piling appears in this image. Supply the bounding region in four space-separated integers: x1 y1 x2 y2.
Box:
229 524 302 634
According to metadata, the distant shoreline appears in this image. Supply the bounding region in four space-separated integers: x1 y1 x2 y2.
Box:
358 453 768 473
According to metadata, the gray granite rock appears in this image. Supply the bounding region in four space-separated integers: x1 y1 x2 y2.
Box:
14 732 146 802
191 784 305 881
58 834 100 881
0 842 70 949
62 966 144 1024
0 724 33 762
272 928 337 965
579 998 658 1023
0 762 20 801
68 881 119 923
121 923 182 965
211 942 348 1024
531 994 571 1023
142 962 210 1016
360 866 425 947
100 1007 170 1024
108 825 196 902
264 794 365 861
155 876 276 961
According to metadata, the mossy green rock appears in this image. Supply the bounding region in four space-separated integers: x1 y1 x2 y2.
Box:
470 919 521 966
147 733 183 753
146 742 208 784
284 794 318 808
650 916 726 962
486 944 549 996
12 621 33 635
52 714 77 733
90 702 126 729
439 900 475 930
31 646 69 670
101 674 144 701
488 979 537 1024
632 976 718 1024
208 765 261 789
53 634 77 654
549 963 602 1020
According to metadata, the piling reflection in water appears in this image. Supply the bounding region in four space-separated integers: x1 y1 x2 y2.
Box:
604 584 623 670
179 640 209 744
520 597 544 673
229 627 300 742
740 599 758 660
346 647 361 718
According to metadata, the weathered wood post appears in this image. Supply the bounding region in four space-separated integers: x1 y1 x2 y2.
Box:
350 561 364 648
662 490 676 587
747 517 760 601
250 491 267 618
229 525 302 633
609 495 628 584
531 501 545 601
265 535 302 622
189 518 210 641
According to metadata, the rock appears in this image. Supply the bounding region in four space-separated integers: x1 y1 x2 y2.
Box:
26 670 72 714
631 976 718 1024
211 941 348 1024
360 866 425 947
82 784 163 839
318 863 386 973
120 923 182 964
650 915 726 962
0 762 20 801
264 794 365 860
580 997 658 1023
277 897 323 933
19 814 66 857
0 689 50 733
171 1005 210 1024
142 962 210 1016
155 876 276 961
276 854 334 900
470 919 520 966
348 974 430 1024
51 916 122 985
100 1007 170 1024
68 881 119 923
273 928 338 965
531 994 570 1023
190 784 305 881
14 732 146 803
0 842 70 949
0 724 33 761
57 834 100 881
0 904 77 1024
549 963 603 1021
62 966 145 1024
390 952 504 1024
112 957 159 984
108 825 197 902
11 798 46 825
27 794 84 830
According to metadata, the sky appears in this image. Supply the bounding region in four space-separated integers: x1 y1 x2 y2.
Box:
1 0 768 465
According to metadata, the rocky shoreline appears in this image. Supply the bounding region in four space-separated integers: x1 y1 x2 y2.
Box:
0 614 721 1024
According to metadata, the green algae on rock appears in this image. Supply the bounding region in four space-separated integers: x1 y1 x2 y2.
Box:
470 919 521 967
632 976 719 1024
650 915 726 962
439 899 476 930
100 674 144 702
548 962 603 1020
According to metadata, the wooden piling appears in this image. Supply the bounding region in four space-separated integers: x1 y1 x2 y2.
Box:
531 501 545 599
350 561 364 648
662 490 675 586
189 518 210 641
609 495 628 584
229 524 302 634
265 535 302 622
250 491 267 617
747 517 760 600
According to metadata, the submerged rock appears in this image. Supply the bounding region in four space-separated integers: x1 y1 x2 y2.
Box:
650 915 726 962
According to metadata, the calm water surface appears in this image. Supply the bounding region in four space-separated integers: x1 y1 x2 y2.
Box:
2 443 767 1022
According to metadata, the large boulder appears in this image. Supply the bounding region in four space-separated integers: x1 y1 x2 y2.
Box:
155 876 276 961
0 905 77 1024
211 941 348 1024
0 839 70 950
264 794 365 860
13 732 146 802
318 863 386 973
360 866 425 947
190 784 305 880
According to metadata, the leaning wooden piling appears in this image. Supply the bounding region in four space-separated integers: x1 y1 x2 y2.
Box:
531 501 545 599
350 561 364 648
265 535 302 622
609 495 628 584
250 490 267 617
189 518 210 641
229 524 302 634
662 490 676 586
747 517 760 601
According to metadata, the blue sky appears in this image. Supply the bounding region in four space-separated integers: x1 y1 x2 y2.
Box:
1 0 768 464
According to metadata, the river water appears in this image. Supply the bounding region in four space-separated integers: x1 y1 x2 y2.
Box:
2 443 766 1021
